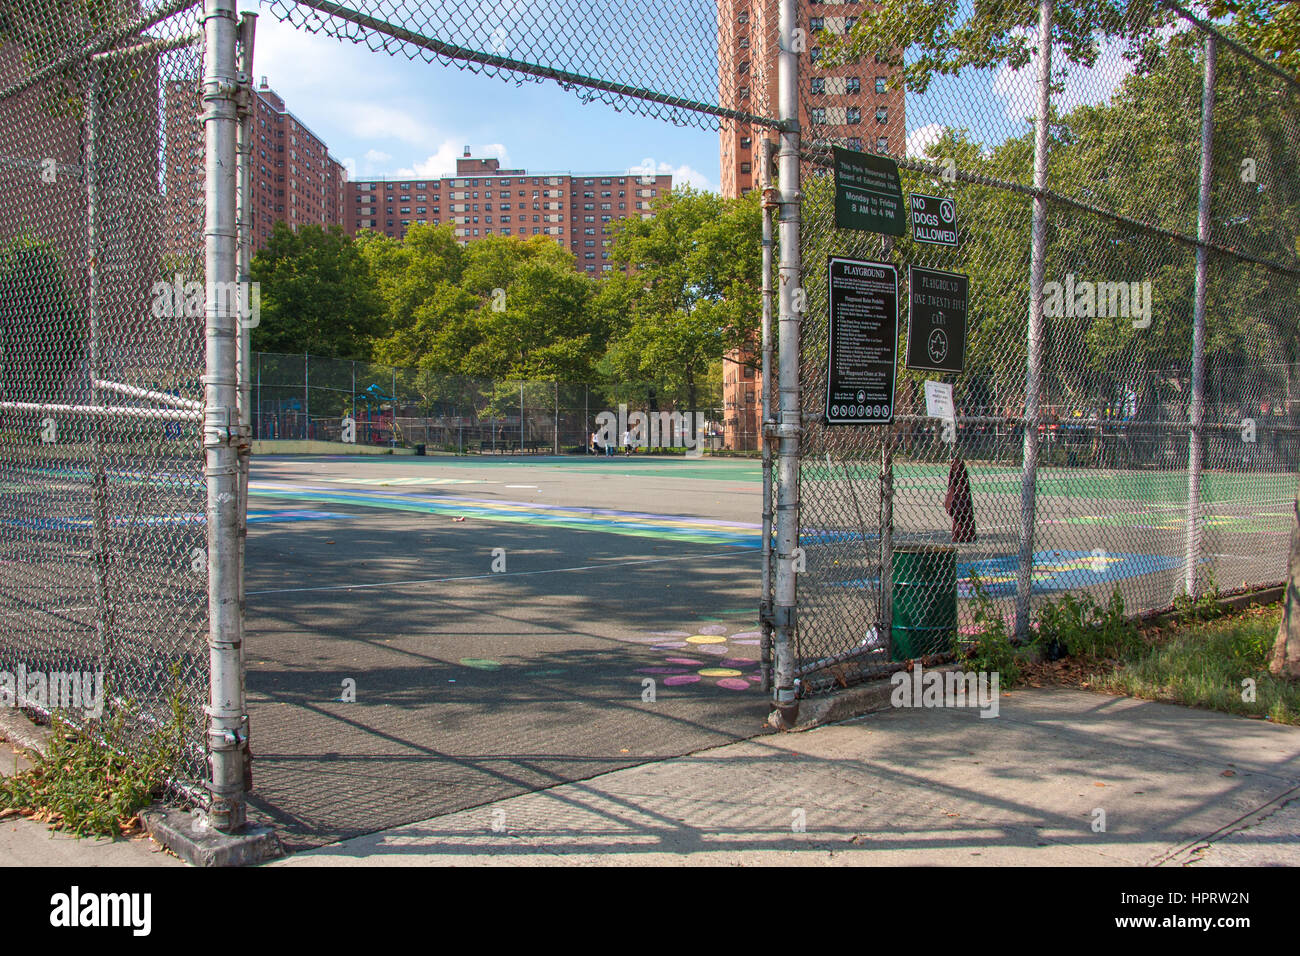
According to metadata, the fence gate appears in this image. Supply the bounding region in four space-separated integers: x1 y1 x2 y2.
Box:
780 0 1300 710
0 1 212 800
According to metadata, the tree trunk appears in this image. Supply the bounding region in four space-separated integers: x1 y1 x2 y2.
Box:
1270 480 1300 679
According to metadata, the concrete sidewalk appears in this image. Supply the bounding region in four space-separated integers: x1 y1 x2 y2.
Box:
276 687 1300 866
0 747 182 867
3 686 1298 866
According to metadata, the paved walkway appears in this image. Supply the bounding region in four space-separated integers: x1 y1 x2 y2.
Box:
278 687 1300 866
3 687 1297 866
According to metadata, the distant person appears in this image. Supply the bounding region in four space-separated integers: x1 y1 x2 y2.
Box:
623 429 633 456
944 454 977 543
589 429 599 455
605 431 615 456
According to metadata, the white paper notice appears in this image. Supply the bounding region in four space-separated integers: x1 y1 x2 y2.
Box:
924 380 954 420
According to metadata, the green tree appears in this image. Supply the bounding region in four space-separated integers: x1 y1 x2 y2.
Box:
604 187 761 408
249 222 386 359
0 236 85 401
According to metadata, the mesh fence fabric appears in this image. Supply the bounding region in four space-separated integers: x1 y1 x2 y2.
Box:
0 0 209 796
252 352 726 453
793 2 1300 693
263 0 782 131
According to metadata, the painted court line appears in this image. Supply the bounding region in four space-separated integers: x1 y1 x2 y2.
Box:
246 548 754 597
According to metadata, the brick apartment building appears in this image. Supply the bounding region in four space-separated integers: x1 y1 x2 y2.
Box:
344 149 672 277
165 77 348 256
717 0 906 448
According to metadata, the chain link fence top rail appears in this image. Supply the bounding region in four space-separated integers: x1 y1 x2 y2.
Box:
792 0 1300 692
264 0 782 132
0 0 209 796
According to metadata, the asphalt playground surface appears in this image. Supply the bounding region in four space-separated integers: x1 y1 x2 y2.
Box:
243 453 769 848
242 452 1294 849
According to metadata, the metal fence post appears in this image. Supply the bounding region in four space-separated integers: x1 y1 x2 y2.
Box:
1015 0 1054 639
303 351 309 440
1185 32 1216 598
880 438 894 657
770 0 802 726
202 0 248 832
760 152 777 693
234 11 256 758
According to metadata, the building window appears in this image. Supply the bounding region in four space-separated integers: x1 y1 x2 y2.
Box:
846 76 860 94
810 47 821 63
876 107 888 124
877 136 889 153
810 77 825 94
741 162 752 173
740 136 752 150
810 16 824 31
810 107 826 125
875 76 887 93
846 107 861 124
844 16 857 33
848 137 863 151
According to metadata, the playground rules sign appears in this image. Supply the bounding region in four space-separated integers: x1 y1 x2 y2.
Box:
824 257 899 425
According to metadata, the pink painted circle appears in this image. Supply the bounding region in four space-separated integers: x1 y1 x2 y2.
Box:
663 675 701 686
731 639 761 646
665 657 703 665
717 678 750 691
696 624 728 635
730 631 762 640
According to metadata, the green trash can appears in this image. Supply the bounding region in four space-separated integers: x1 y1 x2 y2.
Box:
891 544 958 660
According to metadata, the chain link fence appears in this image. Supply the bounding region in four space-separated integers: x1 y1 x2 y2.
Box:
0 1 209 794
251 352 727 454
792 0 1300 694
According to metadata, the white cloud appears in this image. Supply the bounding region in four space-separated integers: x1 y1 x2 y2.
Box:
395 142 510 178
251 15 441 155
990 24 1188 121
626 158 713 192
906 122 947 159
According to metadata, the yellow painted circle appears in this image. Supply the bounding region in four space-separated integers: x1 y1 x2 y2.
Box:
686 634 727 644
698 668 742 678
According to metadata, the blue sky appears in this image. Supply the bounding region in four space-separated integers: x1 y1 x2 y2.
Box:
247 2 1148 191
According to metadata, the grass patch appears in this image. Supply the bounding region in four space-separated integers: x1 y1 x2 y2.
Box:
959 578 1297 725
0 688 195 838
1091 606 1298 724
